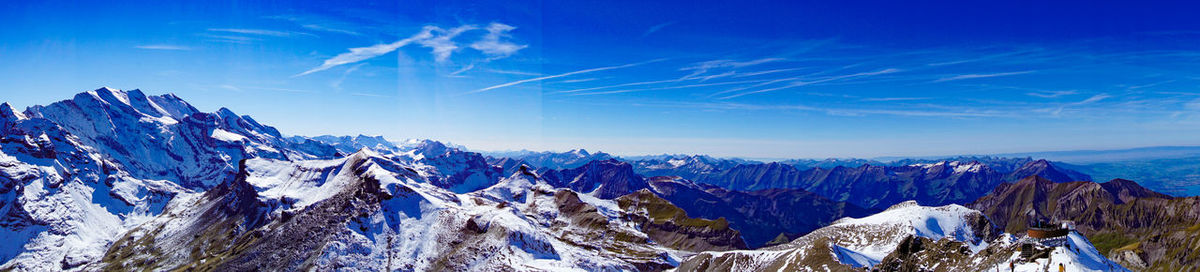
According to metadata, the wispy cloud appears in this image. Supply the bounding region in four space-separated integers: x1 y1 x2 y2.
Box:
300 24 362 36
418 25 477 62
218 84 241 91
470 23 526 59
469 59 664 94
557 78 598 84
932 70 1035 82
350 92 392 98
719 68 902 99
1026 90 1077 98
449 63 476 77
1075 93 1111 105
487 69 542 76
197 33 261 44
298 23 527 76
733 68 806 78
243 86 317 94
331 63 366 90
625 101 1016 118
554 78 689 94
266 14 364 36
208 28 315 37
680 58 784 80
135 44 191 50
861 97 930 102
295 27 435 77
1047 93 1112 116
642 21 676 37
568 79 771 96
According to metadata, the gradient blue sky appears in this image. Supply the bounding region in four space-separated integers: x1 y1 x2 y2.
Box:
3 0 1200 159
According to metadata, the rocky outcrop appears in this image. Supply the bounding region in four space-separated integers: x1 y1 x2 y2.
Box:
969 176 1200 271
648 176 869 248
541 159 648 199
616 189 747 252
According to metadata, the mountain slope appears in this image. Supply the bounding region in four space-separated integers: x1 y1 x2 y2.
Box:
694 159 1090 210
646 176 869 248
969 176 1200 271
676 202 1128 272
0 88 345 271
96 151 747 271
533 160 867 248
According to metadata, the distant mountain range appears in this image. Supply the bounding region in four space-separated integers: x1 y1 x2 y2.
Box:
4 88 1185 271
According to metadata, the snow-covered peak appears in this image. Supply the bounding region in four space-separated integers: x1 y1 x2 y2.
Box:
816 203 993 264
881 200 922 211
0 102 26 120
91 86 131 105
910 160 987 174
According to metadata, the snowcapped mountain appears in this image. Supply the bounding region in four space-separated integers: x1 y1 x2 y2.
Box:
692 159 1091 210
628 154 754 180
0 88 1166 271
0 87 338 271
484 148 614 171
676 201 1129 272
96 150 742 271
296 134 403 154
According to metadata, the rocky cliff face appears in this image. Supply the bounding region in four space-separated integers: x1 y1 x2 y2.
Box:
616 189 748 252
694 159 1090 210
969 176 1200 271
647 176 869 248
676 201 1128 272
678 201 1002 271
91 150 756 271
0 88 343 271
540 159 648 199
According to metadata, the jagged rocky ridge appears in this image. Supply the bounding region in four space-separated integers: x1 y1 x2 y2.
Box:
0 88 754 271
677 201 1129 272
690 159 1091 210
0 87 341 271
97 151 745 271
970 175 1200 271
529 159 868 248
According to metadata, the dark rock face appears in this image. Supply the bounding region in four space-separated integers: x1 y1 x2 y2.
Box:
874 235 1019 272
647 177 870 248
537 159 868 248
541 159 648 199
693 159 1090 210
969 176 1200 271
616 189 748 252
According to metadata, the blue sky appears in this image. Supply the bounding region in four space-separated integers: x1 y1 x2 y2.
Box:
3 0 1200 159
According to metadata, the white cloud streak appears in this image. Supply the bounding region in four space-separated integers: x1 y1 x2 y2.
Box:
642 21 676 37
932 70 1035 82
135 45 191 50
298 23 527 77
295 27 435 77
468 59 664 94
719 68 902 99
208 28 315 37
1026 90 1078 98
